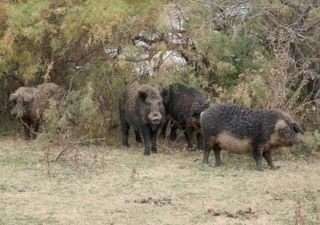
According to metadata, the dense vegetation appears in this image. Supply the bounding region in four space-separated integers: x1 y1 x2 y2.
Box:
1 0 320 150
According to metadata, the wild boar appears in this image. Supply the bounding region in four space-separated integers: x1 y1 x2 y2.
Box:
161 83 208 150
9 82 64 140
118 81 165 155
201 103 303 171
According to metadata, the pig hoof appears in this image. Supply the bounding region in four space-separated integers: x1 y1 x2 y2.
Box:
255 167 264 172
214 162 223 167
144 151 151 156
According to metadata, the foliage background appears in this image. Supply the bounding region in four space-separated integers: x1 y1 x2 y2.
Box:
1 0 320 150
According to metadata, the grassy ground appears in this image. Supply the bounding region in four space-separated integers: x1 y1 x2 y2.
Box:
0 137 320 225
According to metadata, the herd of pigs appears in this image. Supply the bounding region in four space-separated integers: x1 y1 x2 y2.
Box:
9 82 304 171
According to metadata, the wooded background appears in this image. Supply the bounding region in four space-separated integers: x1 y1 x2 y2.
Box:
1 0 320 149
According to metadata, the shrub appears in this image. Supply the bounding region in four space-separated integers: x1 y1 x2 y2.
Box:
301 130 320 156
42 61 128 144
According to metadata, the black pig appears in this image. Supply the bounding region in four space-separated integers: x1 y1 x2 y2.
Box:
118 81 165 155
161 83 208 150
201 103 303 171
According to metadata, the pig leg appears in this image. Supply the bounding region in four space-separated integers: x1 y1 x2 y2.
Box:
32 120 39 140
202 143 211 164
252 147 263 171
22 118 31 140
23 123 31 140
121 120 130 147
141 126 152 155
151 129 158 153
263 151 279 169
213 145 223 166
160 119 168 138
135 130 142 143
196 132 203 150
185 128 194 150
170 124 177 141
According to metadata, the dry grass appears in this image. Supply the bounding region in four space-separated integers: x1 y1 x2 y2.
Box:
0 137 320 225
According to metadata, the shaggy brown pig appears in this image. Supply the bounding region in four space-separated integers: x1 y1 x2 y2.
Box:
9 82 64 140
161 83 208 150
118 81 165 155
201 103 303 171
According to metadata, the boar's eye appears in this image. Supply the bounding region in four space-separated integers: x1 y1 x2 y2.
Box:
138 90 148 102
292 123 303 134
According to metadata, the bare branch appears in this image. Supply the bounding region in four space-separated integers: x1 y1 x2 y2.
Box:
132 33 164 45
305 18 320 32
119 54 151 63
280 0 301 12
75 44 102 63
297 5 311 26
55 138 105 161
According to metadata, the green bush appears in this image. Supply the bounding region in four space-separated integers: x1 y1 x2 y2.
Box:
42 61 128 143
302 131 320 155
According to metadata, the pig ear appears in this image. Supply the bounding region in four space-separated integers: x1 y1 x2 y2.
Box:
138 90 148 102
160 88 169 105
275 120 289 132
293 123 304 134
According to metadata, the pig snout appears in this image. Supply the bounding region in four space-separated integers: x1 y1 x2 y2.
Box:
149 112 162 125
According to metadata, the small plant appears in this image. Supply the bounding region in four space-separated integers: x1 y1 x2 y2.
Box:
302 130 320 155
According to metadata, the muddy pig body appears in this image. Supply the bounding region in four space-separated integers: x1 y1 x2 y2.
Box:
161 83 208 150
119 81 165 155
201 103 303 171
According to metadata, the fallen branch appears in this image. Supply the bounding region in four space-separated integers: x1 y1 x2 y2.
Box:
19 117 41 135
55 138 105 161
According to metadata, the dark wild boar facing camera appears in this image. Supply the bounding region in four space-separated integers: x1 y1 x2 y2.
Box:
118 81 165 155
201 103 303 171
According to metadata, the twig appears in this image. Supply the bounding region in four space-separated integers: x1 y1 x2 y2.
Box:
55 138 105 161
173 130 185 143
295 201 302 225
18 117 41 135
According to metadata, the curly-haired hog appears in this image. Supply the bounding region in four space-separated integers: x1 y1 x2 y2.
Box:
161 83 208 150
201 103 303 171
9 82 64 140
118 81 165 155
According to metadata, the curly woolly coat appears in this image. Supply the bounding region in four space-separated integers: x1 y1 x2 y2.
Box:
9 83 64 140
200 103 303 170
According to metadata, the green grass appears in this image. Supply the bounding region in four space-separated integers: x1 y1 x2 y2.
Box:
0 137 320 225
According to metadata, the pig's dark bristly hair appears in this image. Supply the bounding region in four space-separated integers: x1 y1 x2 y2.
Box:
160 83 208 149
118 81 165 155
